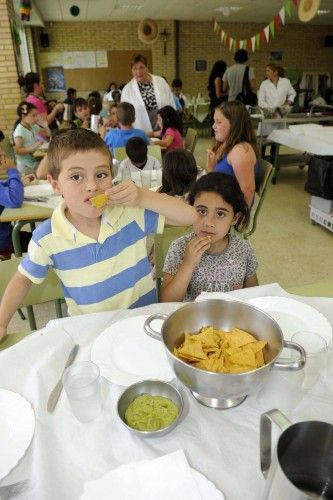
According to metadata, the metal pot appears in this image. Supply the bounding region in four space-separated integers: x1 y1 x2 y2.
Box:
144 300 305 409
260 409 333 499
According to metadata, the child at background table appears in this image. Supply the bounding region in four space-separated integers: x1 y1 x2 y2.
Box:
103 102 148 154
73 98 90 129
158 149 198 200
150 106 184 154
117 137 161 181
161 172 258 302
0 128 197 340
13 102 48 175
0 137 31 260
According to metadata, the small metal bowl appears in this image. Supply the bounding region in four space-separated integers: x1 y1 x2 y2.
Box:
117 380 183 438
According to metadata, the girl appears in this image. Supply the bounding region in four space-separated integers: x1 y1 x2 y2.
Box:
13 102 47 174
158 149 198 200
161 172 258 302
151 106 184 153
207 101 259 206
18 72 63 127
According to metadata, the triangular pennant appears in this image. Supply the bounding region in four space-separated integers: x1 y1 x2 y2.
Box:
274 14 281 31
285 0 292 17
279 6 286 24
255 33 260 49
260 30 266 44
214 19 220 33
221 29 226 43
229 37 234 50
291 0 298 7
247 38 252 50
269 20 275 37
251 36 256 52
264 25 270 42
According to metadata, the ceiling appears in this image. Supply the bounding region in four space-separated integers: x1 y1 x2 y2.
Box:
15 0 333 25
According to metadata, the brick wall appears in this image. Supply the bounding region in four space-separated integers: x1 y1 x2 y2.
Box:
0 0 22 137
180 21 333 96
37 19 332 98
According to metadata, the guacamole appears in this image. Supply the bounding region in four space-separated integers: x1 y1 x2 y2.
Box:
125 394 179 431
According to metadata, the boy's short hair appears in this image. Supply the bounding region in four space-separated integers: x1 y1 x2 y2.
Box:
125 137 147 164
117 102 135 126
47 128 112 179
171 78 182 88
73 97 88 112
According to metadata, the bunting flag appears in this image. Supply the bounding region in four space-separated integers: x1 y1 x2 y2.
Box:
212 0 298 52
279 7 286 24
20 0 32 21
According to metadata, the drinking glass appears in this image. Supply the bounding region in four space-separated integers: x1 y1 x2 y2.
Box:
291 331 328 391
155 169 162 187
62 361 103 422
256 368 304 414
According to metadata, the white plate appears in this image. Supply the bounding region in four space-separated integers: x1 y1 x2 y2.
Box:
247 296 332 345
91 315 174 386
0 389 35 480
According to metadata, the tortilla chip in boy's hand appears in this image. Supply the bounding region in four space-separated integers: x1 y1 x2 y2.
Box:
90 193 108 208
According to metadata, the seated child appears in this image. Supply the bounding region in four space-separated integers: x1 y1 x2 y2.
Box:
117 137 161 180
151 106 184 153
161 172 258 302
0 128 197 340
158 149 198 200
104 102 148 154
73 98 90 128
0 138 30 260
13 102 48 175
171 78 188 111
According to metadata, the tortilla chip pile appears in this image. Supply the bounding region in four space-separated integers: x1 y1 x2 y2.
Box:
90 193 108 208
174 326 267 374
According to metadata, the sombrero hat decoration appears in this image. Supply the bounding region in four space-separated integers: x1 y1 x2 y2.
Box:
138 18 159 44
298 0 321 22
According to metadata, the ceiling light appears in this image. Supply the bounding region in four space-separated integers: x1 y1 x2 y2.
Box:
317 9 331 15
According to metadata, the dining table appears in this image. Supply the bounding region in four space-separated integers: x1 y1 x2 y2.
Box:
0 282 332 500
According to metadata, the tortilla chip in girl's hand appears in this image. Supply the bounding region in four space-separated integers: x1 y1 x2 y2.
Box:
90 193 108 208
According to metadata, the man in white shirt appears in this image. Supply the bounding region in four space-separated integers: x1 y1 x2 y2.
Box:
258 63 296 110
223 49 256 102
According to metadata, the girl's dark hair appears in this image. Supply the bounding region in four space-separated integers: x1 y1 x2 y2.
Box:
13 101 37 130
213 101 259 159
187 172 250 231
159 149 198 196
207 60 227 94
87 96 102 115
17 72 40 94
158 106 183 135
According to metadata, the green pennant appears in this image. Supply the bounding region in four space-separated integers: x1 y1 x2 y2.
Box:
284 0 292 17
269 20 275 37
255 33 260 49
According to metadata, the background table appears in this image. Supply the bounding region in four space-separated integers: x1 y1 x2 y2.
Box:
0 283 332 500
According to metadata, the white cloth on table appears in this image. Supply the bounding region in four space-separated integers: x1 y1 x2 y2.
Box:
121 75 175 133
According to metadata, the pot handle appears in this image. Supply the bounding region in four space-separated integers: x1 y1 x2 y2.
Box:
272 340 306 371
260 409 292 478
143 314 168 341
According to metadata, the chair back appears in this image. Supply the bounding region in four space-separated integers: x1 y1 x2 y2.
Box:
184 128 198 153
243 159 275 239
154 225 192 300
113 147 127 162
147 145 162 163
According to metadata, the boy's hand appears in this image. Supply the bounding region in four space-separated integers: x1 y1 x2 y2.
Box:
183 235 211 270
105 180 140 206
0 153 16 174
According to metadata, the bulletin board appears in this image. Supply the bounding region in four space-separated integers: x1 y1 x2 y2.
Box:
41 50 152 91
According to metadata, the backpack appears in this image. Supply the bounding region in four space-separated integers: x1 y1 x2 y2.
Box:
236 66 257 107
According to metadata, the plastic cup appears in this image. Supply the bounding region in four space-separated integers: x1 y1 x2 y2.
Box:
155 169 162 187
291 331 328 391
140 170 152 188
62 361 103 422
256 368 304 414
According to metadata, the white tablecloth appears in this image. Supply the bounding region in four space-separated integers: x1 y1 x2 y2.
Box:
1 283 332 500
268 128 333 155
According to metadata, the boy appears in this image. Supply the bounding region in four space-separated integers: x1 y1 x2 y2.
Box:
117 137 161 180
104 102 148 154
73 98 90 128
0 129 197 340
171 78 188 110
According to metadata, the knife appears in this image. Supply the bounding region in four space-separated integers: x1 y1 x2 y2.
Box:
47 344 79 413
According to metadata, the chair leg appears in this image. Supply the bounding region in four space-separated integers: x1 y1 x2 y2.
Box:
17 308 26 320
26 305 37 330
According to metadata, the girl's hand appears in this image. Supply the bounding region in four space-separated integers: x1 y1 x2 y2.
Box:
105 180 140 206
183 235 211 269
206 149 216 172
55 103 64 113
